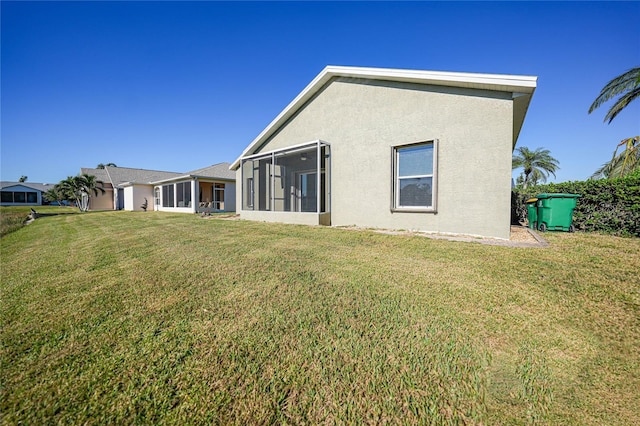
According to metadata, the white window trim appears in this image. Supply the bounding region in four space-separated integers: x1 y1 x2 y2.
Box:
391 139 438 213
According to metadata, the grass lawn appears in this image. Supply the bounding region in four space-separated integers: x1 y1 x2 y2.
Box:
1 210 639 424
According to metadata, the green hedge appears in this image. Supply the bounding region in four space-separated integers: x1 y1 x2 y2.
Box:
512 172 640 237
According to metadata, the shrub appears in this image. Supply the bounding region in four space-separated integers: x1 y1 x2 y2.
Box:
512 174 640 237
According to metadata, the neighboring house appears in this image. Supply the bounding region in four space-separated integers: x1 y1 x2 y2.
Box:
230 65 537 239
80 163 236 213
151 163 236 213
0 182 54 206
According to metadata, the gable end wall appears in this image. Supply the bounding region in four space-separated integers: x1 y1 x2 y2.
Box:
237 78 514 239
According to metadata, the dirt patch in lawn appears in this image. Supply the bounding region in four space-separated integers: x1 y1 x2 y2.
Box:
204 214 547 247
370 225 548 248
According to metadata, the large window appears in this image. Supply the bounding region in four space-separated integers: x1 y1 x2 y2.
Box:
241 141 330 213
176 182 191 207
393 141 436 210
162 184 174 207
1 191 38 204
1 192 13 203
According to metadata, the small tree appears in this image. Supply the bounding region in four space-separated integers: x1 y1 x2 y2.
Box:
57 174 105 212
512 147 560 188
43 186 64 206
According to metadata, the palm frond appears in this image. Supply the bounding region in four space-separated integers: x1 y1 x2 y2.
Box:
590 161 613 180
512 146 560 187
603 86 640 124
589 67 640 114
591 136 640 179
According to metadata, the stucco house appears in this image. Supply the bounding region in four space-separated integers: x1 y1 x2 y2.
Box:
230 66 537 239
81 163 236 213
1 182 53 206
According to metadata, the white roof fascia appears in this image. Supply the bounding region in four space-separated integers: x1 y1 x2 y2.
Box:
150 175 235 185
326 66 537 93
229 66 537 170
119 181 153 187
241 139 329 161
189 175 235 182
150 175 194 185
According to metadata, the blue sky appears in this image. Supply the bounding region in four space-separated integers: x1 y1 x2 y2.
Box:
2 1 639 184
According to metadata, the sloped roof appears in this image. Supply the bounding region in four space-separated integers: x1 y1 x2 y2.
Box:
81 166 183 187
230 65 537 169
0 181 55 192
151 162 235 184
186 162 235 180
81 168 110 183
81 163 234 187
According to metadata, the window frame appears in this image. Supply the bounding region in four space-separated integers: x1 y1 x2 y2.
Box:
162 184 174 208
213 183 225 210
26 192 38 203
390 140 438 213
175 182 191 208
1 191 14 203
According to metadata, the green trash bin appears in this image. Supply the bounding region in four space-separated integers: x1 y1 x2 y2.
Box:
535 193 581 232
526 198 538 229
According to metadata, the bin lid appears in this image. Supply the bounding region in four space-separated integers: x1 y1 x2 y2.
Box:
535 193 581 199
525 198 538 203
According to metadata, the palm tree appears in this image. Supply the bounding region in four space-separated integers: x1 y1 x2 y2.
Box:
96 163 117 169
512 146 560 188
43 186 66 206
589 67 640 124
58 174 105 212
591 136 640 179
57 177 81 209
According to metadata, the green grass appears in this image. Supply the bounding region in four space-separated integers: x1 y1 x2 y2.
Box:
1 210 639 424
0 206 76 237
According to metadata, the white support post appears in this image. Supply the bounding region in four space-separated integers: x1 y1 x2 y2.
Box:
316 140 321 213
192 179 198 213
271 152 275 211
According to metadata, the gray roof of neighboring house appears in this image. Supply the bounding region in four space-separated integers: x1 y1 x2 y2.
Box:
81 163 234 187
81 166 183 187
186 162 235 180
0 181 56 192
81 168 110 183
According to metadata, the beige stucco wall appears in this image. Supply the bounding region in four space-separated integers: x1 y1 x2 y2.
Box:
237 78 515 239
124 185 154 211
88 187 114 210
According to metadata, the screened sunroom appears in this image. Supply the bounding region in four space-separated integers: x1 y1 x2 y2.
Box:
240 140 331 225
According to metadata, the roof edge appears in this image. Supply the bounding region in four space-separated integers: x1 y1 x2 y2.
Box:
230 65 538 169
150 175 236 185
